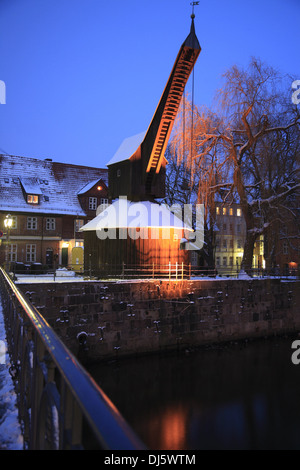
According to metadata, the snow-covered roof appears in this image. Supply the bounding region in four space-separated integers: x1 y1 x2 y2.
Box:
106 131 146 166
20 178 43 195
80 198 193 231
0 154 108 216
77 179 104 195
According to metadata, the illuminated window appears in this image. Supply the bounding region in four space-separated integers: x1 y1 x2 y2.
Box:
216 207 220 215
11 216 17 229
223 207 227 215
27 194 39 204
237 208 242 217
89 197 97 210
27 217 37 230
229 208 233 216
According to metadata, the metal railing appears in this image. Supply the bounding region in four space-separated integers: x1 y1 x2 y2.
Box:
10 260 300 281
0 266 146 450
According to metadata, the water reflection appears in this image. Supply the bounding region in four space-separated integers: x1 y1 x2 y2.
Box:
87 337 300 450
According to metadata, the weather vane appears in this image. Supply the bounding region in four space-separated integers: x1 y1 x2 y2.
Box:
190 1 199 18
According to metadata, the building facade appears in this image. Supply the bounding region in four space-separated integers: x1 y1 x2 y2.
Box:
0 154 108 272
214 199 264 276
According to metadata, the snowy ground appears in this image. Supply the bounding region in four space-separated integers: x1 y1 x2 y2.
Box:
0 297 23 450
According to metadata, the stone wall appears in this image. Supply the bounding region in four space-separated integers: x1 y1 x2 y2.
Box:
17 278 300 363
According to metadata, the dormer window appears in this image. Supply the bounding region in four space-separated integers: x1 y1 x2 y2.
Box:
89 197 97 210
27 194 39 204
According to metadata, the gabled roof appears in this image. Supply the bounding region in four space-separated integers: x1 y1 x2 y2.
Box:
107 131 146 166
77 179 106 195
0 154 108 216
80 198 193 231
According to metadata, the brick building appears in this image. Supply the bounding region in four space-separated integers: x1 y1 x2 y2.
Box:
214 195 264 276
0 154 108 272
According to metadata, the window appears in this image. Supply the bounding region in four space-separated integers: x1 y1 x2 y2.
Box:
222 207 227 215
75 219 84 232
75 241 84 247
27 194 39 204
27 217 37 230
237 208 242 217
223 257 227 266
237 239 242 249
283 241 289 255
229 224 233 232
237 224 241 233
117 169 121 177
46 218 55 230
229 256 233 266
8 244 17 262
216 256 220 267
216 207 220 215
229 208 234 216
11 216 17 229
223 239 227 249
229 239 234 249
100 198 108 205
26 244 36 262
215 237 220 248
223 223 227 232
89 197 97 210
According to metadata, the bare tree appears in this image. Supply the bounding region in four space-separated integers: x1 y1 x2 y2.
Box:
168 58 300 274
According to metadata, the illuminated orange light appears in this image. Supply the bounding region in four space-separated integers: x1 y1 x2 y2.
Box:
97 186 103 191
159 407 188 450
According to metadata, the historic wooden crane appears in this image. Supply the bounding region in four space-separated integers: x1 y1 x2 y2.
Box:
107 14 201 202
81 13 201 277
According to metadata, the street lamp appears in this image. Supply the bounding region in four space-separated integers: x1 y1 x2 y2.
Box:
4 214 13 272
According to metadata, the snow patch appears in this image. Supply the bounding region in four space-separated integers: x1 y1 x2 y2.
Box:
0 298 23 450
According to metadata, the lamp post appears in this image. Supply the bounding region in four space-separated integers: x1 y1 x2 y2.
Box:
4 214 13 272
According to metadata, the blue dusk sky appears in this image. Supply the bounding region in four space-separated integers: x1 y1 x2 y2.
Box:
0 0 299 169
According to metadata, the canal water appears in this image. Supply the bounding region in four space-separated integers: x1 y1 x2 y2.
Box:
87 336 300 450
